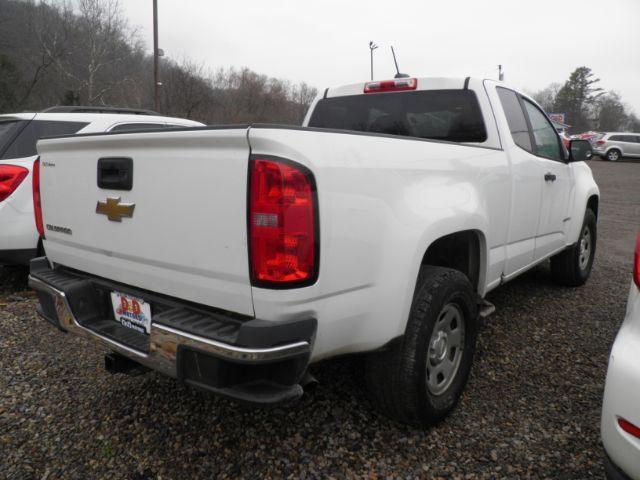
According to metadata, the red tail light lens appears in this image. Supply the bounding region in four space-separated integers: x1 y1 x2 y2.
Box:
32 158 44 237
364 78 417 93
634 233 640 289
619 417 640 439
0 164 28 203
597 140 606 146
249 157 318 287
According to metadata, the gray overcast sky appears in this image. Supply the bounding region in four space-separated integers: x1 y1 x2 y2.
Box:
121 0 640 113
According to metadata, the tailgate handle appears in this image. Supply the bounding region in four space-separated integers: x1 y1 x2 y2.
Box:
98 157 133 190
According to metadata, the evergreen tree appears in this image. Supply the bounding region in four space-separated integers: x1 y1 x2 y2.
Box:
553 67 604 132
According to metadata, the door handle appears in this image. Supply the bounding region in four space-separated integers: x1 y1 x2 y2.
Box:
544 172 556 182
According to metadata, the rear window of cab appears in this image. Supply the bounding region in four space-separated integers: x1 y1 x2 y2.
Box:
308 89 487 143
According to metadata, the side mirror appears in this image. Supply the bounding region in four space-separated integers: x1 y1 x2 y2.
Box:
568 139 593 162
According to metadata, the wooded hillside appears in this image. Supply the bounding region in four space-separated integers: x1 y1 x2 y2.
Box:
0 0 317 124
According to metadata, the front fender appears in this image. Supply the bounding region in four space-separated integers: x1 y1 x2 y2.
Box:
567 162 600 244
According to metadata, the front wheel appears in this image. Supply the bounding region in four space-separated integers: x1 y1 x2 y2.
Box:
365 266 478 427
550 209 597 286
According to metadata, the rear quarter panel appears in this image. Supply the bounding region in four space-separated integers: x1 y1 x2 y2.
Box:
248 127 510 360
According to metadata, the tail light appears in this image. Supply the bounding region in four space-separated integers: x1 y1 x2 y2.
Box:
32 158 44 237
248 156 318 287
597 140 605 146
0 164 28 203
634 233 640 289
619 417 640 439
364 78 417 93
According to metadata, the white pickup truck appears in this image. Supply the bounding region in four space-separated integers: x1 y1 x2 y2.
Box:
29 77 599 426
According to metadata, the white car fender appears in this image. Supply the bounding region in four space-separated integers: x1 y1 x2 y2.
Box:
567 162 600 245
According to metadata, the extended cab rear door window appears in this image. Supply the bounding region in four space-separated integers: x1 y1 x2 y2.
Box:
308 90 487 143
1 120 89 159
496 87 532 152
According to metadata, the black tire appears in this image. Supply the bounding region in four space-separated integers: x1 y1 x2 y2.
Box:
550 209 597 286
606 149 621 162
365 266 478 427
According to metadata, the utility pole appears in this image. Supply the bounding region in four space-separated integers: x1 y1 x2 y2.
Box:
153 0 160 112
369 41 378 81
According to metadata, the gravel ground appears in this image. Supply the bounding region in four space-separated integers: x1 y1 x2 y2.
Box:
1 158 639 479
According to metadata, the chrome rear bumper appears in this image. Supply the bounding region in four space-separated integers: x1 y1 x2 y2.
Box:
30 274 310 377
28 259 315 403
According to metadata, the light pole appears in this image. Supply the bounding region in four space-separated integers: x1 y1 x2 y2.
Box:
153 0 160 112
369 41 378 81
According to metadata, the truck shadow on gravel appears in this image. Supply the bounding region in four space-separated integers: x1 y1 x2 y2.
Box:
0 265 29 296
3 258 623 477
86 260 618 476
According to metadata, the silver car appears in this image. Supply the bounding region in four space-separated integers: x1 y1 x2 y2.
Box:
593 132 640 161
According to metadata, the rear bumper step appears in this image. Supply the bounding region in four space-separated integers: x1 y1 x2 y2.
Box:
29 257 316 404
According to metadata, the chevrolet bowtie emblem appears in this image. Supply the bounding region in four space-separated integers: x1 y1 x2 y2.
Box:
96 197 135 222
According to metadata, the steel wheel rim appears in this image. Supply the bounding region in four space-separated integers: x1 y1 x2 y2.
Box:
426 303 465 396
579 226 591 270
608 151 619 161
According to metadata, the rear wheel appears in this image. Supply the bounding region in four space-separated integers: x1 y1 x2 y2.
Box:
365 266 478 427
550 209 597 286
606 149 621 161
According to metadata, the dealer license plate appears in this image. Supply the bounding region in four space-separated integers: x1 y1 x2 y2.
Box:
110 291 152 335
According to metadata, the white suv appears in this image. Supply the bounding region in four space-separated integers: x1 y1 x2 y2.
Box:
0 106 203 265
593 132 640 162
601 234 640 480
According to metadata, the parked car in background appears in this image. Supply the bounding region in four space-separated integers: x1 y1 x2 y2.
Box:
601 234 640 480
593 132 640 162
29 76 598 427
0 106 204 265
558 130 571 149
573 131 601 142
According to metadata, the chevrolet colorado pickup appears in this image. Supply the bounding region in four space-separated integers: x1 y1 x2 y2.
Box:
29 77 599 426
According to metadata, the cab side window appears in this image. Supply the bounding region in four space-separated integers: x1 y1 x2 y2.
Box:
522 99 563 161
496 87 532 152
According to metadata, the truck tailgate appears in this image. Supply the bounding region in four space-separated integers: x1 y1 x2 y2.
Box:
37 127 255 316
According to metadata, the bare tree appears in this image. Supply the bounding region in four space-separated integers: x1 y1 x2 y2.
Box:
532 82 561 113
0 0 317 122
161 59 214 119
47 0 143 104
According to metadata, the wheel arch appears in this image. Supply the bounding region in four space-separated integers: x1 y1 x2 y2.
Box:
419 229 487 295
586 195 599 219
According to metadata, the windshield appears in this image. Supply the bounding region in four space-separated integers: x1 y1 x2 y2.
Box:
308 89 487 143
0 120 28 158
